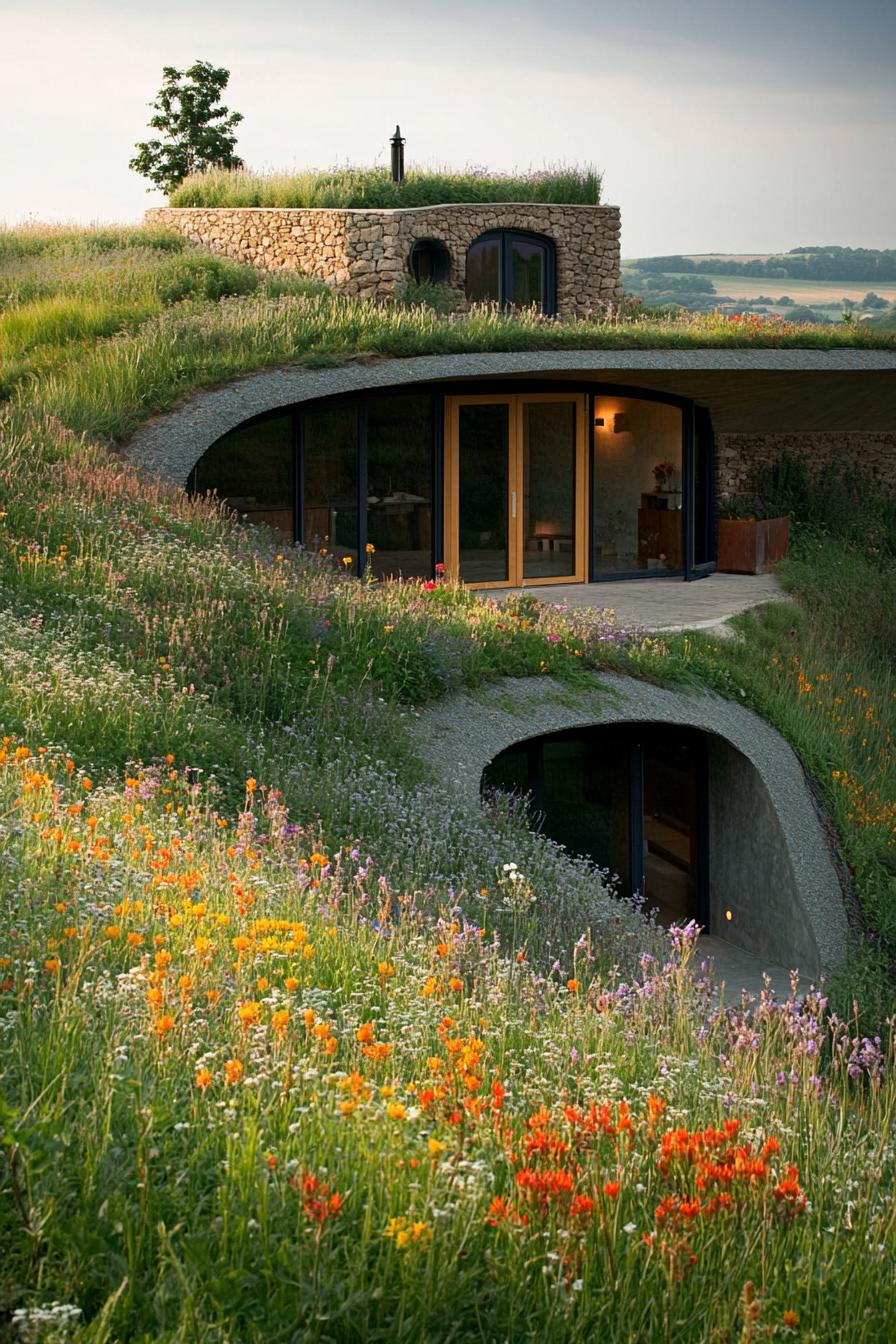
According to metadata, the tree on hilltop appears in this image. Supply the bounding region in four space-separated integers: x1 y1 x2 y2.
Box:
130 61 243 196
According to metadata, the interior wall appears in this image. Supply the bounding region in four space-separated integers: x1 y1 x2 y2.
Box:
593 398 683 570
707 736 820 974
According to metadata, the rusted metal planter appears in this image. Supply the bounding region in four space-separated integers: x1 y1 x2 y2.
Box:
717 516 790 574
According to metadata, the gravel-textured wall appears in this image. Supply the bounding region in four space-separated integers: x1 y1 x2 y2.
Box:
716 431 896 498
410 673 852 976
144 203 623 316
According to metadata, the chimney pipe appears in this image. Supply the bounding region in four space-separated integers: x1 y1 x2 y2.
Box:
390 125 405 185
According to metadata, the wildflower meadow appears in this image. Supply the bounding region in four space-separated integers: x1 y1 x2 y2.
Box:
0 226 894 1340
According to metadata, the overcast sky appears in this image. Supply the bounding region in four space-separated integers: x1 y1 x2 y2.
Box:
1 0 893 255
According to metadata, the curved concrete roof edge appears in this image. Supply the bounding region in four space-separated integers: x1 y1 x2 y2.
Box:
127 348 896 485
410 672 851 975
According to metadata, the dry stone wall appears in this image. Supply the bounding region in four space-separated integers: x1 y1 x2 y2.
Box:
716 431 896 499
144 204 622 316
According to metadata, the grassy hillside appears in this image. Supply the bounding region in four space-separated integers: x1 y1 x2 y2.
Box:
0 227 894 1341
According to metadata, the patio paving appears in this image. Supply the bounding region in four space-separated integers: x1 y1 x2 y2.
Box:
478 571 792 633
699 935 803 1001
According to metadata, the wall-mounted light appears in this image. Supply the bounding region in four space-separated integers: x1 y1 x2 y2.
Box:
725 909 733 922
594 416 605 428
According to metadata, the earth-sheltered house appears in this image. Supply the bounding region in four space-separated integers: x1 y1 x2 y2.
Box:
136 194 896 982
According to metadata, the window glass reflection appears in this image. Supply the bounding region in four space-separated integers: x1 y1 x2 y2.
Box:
465 237 501 303
523 402 577 580
458 403 509 583
593 399 683 576
510 238 546 309
367 395 433 578
188 415 293 539
303 405 359 566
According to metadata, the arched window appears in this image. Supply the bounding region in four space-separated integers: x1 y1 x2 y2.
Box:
408 237 451 285
465 230 556 315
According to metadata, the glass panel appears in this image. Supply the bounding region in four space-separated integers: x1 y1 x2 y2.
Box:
302 404 359 567
540 732 631 892
693 407 713 566
509 237 546 309
594 398 683 576
643 732 699 927
188 414 293 539
367 395 433 579
482 743 530 800
523 402 577 579
458 403 509 583
465 236 501 304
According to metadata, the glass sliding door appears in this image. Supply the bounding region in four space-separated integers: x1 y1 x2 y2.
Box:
302 404 359 566
446 394 586 587
689 405 716 574
366 394 433 579
522 400 579 580
643 732 700 927
456 401 511 584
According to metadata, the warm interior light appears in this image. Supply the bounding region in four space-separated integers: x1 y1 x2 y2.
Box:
725 909 733 922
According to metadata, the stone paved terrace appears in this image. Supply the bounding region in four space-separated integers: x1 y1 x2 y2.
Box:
477 571 791 633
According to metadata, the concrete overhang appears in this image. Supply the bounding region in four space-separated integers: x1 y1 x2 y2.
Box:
126 350 896 485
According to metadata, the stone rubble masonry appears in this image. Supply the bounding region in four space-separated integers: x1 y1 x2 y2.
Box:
716 431 896 498
144 203 623 317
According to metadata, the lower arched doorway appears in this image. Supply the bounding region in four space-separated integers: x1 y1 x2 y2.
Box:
484 723 709 930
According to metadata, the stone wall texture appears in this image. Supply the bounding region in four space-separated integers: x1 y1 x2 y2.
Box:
716 431 896 499
144 204 623 317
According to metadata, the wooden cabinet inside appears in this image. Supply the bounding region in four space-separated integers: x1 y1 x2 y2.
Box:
637 507 683 568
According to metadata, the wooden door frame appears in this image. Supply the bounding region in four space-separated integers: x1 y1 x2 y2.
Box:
444 392 588 588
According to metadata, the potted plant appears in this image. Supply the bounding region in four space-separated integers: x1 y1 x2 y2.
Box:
717 494 789 574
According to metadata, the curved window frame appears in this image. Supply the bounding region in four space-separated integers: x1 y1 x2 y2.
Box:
408 237 452 285
187 380 715 584
465 229 557 316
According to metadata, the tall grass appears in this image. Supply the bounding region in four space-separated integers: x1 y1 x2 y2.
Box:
0 748 893 1341
169 164 604 209
0 223 895 1340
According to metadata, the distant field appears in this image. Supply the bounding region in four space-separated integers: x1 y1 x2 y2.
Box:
686 274 896 304
621 268 896 307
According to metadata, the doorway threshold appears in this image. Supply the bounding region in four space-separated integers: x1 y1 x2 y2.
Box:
699 934 800 1000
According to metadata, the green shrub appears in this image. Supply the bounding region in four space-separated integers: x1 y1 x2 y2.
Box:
155 253 259 304
396 279 458 315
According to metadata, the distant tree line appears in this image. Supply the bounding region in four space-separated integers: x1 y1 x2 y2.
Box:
634 247 896 282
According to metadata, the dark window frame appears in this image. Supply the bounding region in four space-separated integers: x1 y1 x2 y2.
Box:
465 229 557 316
482 723 710 930
408 237 452 286
189 380 716 582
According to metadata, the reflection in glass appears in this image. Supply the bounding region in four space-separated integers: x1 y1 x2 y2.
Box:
643 733 698 927
302 405 359 566
458 403 509 583
465 236 501 304
188 414 293 539
523 402 577 579
367 395 433 578
510 238 546 309
541 736 632 891
482 728 632 893
594 399 683 576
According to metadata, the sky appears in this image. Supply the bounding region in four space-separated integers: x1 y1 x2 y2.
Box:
1 0 894 256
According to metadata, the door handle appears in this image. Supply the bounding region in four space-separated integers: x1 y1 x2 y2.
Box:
511 491 517 519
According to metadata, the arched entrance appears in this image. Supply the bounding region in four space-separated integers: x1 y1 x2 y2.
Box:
483 723 706 928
